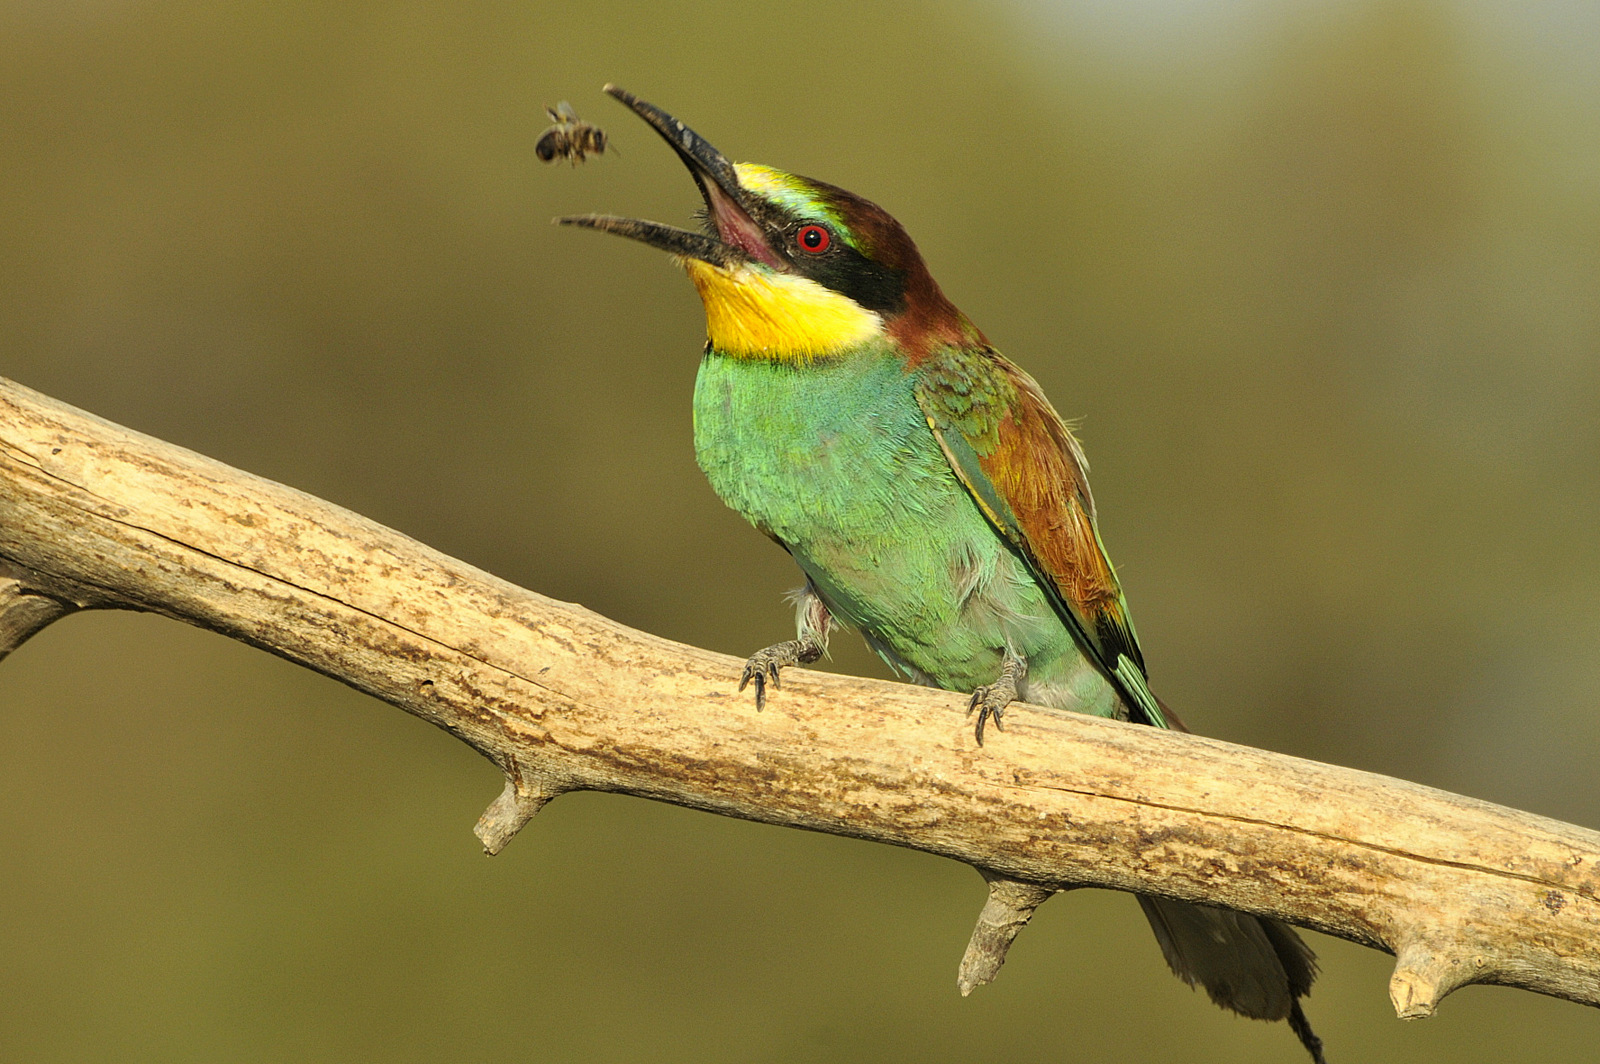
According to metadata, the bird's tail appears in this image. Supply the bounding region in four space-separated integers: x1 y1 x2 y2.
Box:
1137 896 1325 1064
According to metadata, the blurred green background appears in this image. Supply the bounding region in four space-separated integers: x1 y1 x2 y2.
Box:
2 1 1597 1061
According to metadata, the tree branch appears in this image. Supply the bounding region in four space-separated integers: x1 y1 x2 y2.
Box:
2 375 1597 1019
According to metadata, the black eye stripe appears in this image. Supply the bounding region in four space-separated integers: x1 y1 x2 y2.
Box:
757 209 905 314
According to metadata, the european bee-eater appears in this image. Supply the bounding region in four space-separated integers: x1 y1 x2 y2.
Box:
562 85 1325 1063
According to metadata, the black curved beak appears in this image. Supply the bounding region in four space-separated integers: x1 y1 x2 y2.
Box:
557 85 781 269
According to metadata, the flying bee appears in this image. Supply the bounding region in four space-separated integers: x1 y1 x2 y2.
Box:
535 101 609 165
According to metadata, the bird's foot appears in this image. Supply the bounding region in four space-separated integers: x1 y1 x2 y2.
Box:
738 635 824 711
967 653 1026 745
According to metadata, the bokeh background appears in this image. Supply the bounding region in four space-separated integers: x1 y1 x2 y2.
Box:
2 1 1598 1061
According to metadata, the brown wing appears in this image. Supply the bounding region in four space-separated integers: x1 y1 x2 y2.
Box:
915 345 1165 725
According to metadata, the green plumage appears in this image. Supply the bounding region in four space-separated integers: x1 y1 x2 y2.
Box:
693 343 1119 718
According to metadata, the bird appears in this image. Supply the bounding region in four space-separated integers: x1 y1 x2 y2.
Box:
560 84 1326 1064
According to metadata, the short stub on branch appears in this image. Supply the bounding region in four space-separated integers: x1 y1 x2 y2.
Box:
957 870 1062 996
1389 931 1482 1019
0 568 80 661
474 760 565 856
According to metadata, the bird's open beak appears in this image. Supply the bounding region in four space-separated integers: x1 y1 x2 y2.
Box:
558 85 782 270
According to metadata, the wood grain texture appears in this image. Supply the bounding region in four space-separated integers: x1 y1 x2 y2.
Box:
1 375 1597 1019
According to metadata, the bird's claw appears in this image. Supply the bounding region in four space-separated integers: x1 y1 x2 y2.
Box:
739 639 812 711
966 655 1025 746
967 684 1011 745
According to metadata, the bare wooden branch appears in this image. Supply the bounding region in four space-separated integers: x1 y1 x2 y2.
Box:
2 374 1598 1019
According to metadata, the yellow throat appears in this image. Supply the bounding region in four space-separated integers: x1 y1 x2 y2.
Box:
683 259 884 362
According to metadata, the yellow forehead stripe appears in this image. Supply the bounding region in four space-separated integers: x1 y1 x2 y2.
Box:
732 162 793 196
734 163 850 233
683 259 883 362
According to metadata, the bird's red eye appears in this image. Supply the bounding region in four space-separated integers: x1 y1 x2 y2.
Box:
796 225 831 253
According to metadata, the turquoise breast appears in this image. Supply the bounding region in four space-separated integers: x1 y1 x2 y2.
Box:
691 347 1117 714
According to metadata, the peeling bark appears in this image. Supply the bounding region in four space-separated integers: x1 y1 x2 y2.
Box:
2 375 1598 1018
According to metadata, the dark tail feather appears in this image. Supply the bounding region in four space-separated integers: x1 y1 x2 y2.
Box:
1288 999 1327 1064
1138 896 1326 1063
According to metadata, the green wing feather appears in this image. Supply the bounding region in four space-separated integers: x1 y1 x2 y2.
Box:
914 345 1168 728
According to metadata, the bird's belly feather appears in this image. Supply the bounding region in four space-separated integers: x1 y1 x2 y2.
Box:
692 350 1116 715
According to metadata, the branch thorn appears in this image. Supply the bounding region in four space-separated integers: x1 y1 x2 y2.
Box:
474 766 560 855
957 871 1059 996
1390 933 1478 1019
0 574 76 662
